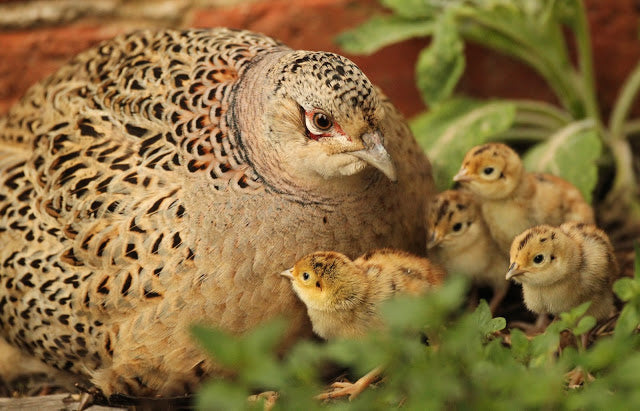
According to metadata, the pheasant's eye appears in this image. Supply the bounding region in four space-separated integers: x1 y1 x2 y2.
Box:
302 272 310 281
533 254 544 264
483 167 495 175
312 112 333 131
452 222 463 232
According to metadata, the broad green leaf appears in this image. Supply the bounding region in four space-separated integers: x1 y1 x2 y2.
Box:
470 299 506 339
522 120 601 203
412 100 516 190
455 3 582 116
244 318 287 355
573 315 597 336
614 303 640 337
509 328 531 363
336 15 434 55
380 0 443 18
416 11 465 105
530 325 561 367
558 301 592 326
190 324 242 368
613 277 639 302
196 381 250 410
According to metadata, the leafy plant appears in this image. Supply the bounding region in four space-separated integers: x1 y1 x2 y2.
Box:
339 0 640 214
192 268 640 410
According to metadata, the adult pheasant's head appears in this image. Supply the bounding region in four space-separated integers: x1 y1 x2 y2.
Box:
233 50 397 194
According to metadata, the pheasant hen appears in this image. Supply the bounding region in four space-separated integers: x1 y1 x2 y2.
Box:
0 28 434 396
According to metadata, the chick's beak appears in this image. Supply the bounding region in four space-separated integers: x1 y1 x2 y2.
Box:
280 268 294 280
453 168 472 183
351 130 397 182
505 263 525 280
427 231 443 249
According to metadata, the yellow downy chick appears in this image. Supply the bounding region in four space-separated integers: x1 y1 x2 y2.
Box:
453 143 595 251
427 190 509 312
506 222 618 322
281 249 444 340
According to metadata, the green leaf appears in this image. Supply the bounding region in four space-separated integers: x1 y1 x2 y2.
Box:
470 299 506 339
529 325 561 367
613 277 639 302
244 318 287 355
196 380 250 411
558 301 592 326
416 11 465 105
509 328 531 363
614 303 640 337
522 119 601 203
336 15 434 55
573 315 597 336
412 100 516 190
190 324 242 368
380 0 443 18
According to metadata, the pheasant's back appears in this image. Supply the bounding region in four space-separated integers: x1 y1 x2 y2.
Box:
0 28 434 396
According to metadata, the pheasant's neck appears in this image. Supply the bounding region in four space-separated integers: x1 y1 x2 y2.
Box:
230 50 386 204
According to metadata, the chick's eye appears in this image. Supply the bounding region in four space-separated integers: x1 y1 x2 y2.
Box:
483 167 495 175
312 112 333 131
302 272 310 281
452 222 463 232
533 254 544 264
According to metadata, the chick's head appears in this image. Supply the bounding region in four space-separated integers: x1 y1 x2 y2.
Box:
281 251 367 312
453 143 523 199
427 190 482 250
235 50 396 190
506 225 577 286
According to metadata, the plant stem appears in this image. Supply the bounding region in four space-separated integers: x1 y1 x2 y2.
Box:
513 112 563 131
604 138 638 208
610 61 640 139
513 100 572 130
623 119 640 137
513 100 573 123
573 0 602 125
494 128 552 142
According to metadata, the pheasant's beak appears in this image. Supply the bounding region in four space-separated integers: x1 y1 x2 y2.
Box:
280 268 294 280
505 263 525 280
453 168 472 183
427 231 443 249
351 130 397 182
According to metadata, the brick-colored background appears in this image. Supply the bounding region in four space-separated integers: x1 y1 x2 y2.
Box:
0 0 638 119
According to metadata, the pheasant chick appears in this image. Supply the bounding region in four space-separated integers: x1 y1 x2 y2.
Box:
506 222 618 322
453 143 594 251
427 189 509 313
281 249 444 340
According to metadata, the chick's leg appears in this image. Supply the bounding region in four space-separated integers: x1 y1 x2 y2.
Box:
315 366 383 401
489 284 508 315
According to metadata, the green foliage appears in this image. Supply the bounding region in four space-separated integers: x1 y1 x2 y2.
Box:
192 267 640 410
335 16 433 55
338 0 640 212
412 99 516 190
522 120 601 202
613 243 640 337
415 11 464 105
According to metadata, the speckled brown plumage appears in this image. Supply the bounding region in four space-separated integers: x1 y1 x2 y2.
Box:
0 28 434 396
